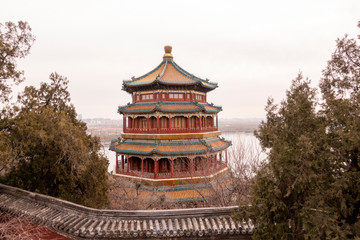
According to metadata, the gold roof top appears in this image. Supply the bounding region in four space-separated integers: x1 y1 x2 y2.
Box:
122 46 218 93
163 45 173 60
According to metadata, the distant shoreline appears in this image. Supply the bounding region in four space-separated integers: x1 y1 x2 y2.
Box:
83 118 262 143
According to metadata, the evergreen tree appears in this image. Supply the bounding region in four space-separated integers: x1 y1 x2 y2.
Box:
240 24 360 239
242 74 325 240
318 32 360 238
2 73 109 208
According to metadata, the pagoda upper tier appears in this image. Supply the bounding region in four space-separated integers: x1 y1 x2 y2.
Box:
122 46 218 93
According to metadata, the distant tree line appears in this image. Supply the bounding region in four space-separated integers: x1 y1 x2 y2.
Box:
236 22 360 239
0 21 108 208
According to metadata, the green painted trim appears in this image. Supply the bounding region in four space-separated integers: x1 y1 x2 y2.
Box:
109 137 231 156
118 101 222 114
132 61 164 81
122 60 218 90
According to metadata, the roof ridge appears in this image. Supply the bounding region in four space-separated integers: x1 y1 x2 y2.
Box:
170 61 198 80
134 61 165 81
158 60 168 79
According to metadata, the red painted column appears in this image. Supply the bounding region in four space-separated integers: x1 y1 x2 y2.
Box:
187 117 190 132
168 117 171 131
147 118 150 132
214 154 218 170
127 157 130 173
157 116 160 133
216 115 218 130
115 153 118 173
220 152 223 165
189 158 194 176
121 155 125 171
154 159 158 179
198 117 202 132
225 150 228 164
141 158 144 176
132 118 135 130
206 156 209 173
170 158 174 178
123 117 126 133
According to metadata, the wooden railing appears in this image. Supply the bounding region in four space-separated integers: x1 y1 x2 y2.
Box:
116 163 228 179
123 127 218 134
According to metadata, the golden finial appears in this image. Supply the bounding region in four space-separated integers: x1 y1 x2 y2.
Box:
163 45 173 60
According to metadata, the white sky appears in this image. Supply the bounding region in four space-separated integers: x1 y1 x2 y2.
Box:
1 0 359 119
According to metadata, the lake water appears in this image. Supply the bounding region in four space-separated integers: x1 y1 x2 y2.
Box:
102 132 265 173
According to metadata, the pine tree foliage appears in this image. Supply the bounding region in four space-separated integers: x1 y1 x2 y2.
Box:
245 74 324 240
241 24 360 239
2 73 109 208
318 33 360 238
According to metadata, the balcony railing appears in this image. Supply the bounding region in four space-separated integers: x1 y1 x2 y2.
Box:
123 126 218 134
116 163 227 179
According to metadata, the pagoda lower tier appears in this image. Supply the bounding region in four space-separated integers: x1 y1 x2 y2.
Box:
109 132 231 180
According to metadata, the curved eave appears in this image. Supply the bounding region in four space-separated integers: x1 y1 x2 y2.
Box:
154 149 208 156
109 145 207 156
122 79 217 93
133 61 164 80
118 107 156 114
122 60 218 93
109 137 231 156
118 102 222 114
212 141 232 152
170 61 218 88
110 147 153 155
109 140 155 155
156 106 202 113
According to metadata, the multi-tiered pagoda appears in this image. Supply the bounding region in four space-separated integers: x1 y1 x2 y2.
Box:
110 46 231 185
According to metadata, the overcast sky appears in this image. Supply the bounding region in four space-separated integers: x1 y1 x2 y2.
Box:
2 0 359 119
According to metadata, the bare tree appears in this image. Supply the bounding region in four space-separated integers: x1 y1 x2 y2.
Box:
0 212 65 239
191 134 264 207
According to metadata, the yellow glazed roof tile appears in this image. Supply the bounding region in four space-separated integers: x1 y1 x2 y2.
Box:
124 104 156 111
204 105 218 111
115 144 155 152
208 140 228 149
159 104 199 110
157 144 207 152
160 63 192 82
133 63 165 83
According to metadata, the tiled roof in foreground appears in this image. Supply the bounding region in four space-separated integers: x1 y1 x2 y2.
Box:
0 183 253 239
